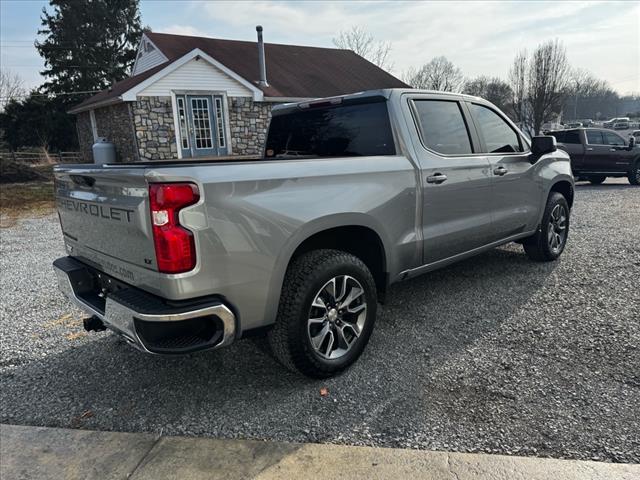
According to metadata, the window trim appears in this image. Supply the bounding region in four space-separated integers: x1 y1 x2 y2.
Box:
466 102 530 155
408 98 478 158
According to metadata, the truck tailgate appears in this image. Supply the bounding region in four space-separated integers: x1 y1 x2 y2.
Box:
54 166 156 271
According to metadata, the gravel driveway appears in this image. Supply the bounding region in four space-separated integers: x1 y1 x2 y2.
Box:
1 179 639 463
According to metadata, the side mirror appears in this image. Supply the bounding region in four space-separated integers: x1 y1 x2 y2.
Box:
629 136 636 149
530 135 557 162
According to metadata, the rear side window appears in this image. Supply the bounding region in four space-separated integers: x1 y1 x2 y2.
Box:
412 100 473 155
265 100 395 158
469 103 523 153
586 130 604 144
563 131 581 144
548 131 565 143
604 131 625 146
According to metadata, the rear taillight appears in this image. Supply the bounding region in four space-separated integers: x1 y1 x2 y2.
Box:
149 183 200 273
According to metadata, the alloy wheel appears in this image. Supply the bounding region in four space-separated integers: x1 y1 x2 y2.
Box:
547 204 568 254
307 275 367 359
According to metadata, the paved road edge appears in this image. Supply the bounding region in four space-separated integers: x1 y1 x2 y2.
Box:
1 424 638 480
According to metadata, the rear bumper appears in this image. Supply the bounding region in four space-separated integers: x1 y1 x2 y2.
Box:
53 256 236 354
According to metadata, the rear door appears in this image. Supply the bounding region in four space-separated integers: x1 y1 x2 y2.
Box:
55 166 157 271
583 130 610 171
406 95 493 264
465 102 540 241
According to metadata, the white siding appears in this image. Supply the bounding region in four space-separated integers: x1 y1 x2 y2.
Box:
133 48 167 75
132 35 168 76
138 59 253 97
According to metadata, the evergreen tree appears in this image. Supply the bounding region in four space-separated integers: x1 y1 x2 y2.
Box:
36 0 143 99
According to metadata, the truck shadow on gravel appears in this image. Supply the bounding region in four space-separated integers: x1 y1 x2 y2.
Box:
2 244 566 452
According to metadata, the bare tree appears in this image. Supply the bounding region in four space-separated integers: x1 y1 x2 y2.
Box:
508 51 529 131
507 40 571 134
462 76 512 111
403 56 464 92
527 40 571 134
0 69 26 111
333 26 393 71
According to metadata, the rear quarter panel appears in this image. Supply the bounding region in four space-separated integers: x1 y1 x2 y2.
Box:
145 156 419 332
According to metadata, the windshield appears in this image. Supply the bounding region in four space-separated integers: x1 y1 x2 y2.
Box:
265 99 395 158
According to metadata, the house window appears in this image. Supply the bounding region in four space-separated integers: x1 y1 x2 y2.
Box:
215 97 226 148
176 97 189 150
190 97 213 149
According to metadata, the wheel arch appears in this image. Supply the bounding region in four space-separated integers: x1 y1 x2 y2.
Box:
263 214 392 326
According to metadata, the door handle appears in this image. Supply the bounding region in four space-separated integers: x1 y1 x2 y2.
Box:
426 173 448 184
586 147 594 151
610 148 617 152
493 166 508 176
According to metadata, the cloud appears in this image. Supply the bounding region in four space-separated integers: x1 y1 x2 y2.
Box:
161 24 210 37
160 0 639 93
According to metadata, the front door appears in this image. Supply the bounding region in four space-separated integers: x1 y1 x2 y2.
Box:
465 102 540 241
175 94 228 158
407 96 494 264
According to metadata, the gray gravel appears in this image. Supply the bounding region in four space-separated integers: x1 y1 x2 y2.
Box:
1 179 639 463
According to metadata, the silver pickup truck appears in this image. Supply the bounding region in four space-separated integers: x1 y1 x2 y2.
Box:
53 89 574 377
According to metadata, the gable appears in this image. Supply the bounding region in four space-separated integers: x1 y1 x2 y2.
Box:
137 58 254 97
132 34 169 76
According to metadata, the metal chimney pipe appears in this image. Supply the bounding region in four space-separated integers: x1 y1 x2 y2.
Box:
256 25 268 87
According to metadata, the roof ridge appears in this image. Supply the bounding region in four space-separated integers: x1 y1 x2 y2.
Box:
146 31 348 52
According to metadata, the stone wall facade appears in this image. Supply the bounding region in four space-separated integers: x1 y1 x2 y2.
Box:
132 97 177 161
94 103 138 163
74 104 138 163
227 98 276 156
74 96 281 162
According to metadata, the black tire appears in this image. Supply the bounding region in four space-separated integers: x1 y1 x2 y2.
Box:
268 249 377 378
628 161 640 185
523 192 570 262
588 176 606 185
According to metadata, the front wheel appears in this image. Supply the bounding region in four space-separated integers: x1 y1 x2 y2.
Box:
628 162 640 185
523 192 570 262
268 249 377 378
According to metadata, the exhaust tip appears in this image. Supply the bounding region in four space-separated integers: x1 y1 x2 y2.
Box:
83 316 106 332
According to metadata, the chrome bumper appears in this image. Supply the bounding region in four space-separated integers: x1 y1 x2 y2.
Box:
53 257 236 354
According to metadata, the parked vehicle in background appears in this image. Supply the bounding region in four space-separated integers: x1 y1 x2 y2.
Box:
547 128 639 185
579 119 594 127
542 122 563 133
603 117 630 129
52 89 575 377
630 130 640 140
566 122 583 128
613 121 630 130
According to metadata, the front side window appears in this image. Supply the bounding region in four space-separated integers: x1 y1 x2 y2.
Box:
469 103 523 153
604 131 625 146
412 100 473 155
265 99 395 158
586 130 604 145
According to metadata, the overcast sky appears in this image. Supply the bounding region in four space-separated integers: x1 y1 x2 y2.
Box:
1 0 639 94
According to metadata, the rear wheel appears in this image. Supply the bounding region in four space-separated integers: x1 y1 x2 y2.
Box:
268 249 377 378
523 192 570 262
588 175 606 185
628 162 640 185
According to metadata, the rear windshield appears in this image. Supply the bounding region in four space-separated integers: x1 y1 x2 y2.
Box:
265 100 395 158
